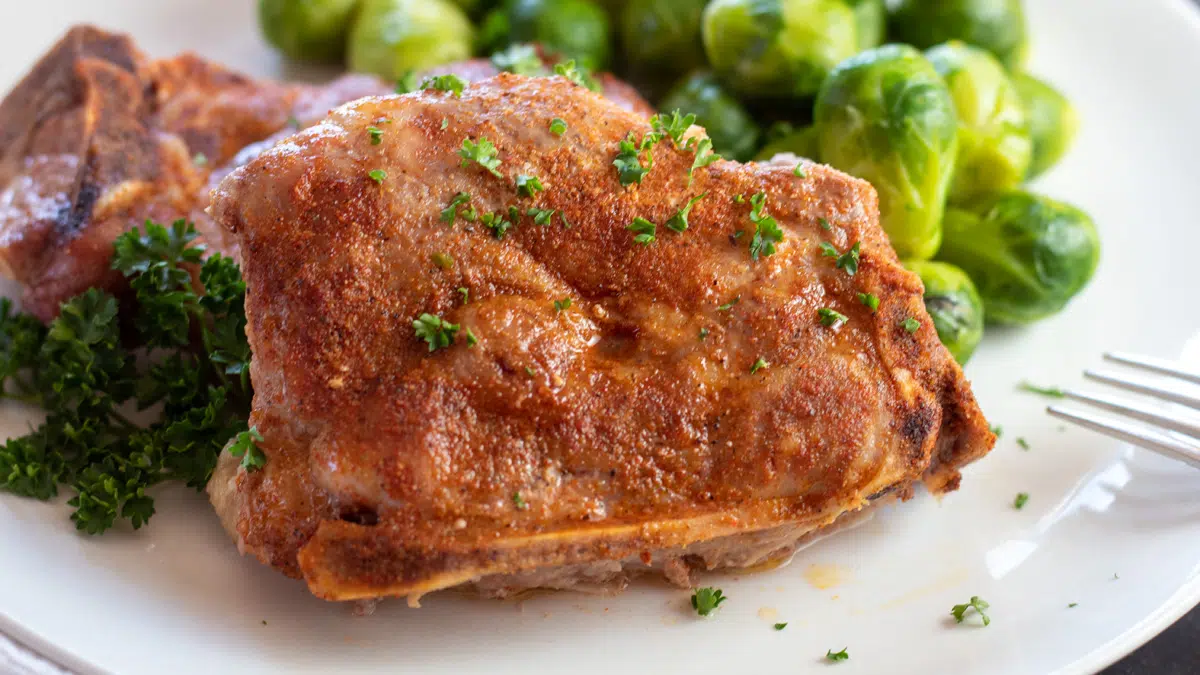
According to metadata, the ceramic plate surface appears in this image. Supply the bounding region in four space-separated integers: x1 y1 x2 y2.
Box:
2 1 1199 673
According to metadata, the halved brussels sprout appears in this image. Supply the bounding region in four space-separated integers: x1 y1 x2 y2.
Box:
937 191 1100 325
259 0 361 63
701 0 859 100
905 260 985 364
481 0 612 70
848 0 885 51
619 0 708 93
347 0 474 80
1014 73 1080 180
926 42 1032 205
658 72 761 161
888 0 1027 70
754 126 818 161
814 45 958 260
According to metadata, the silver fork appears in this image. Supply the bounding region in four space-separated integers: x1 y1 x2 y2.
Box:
1047 352 1200 470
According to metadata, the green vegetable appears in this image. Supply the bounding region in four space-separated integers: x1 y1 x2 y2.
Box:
658 72 761 161
1013 492 1029 509
619 0 709 93
826 648 850 662
857 292 879 312
748 192 784 260
666 193 707 233
550 117 568 136
513 491 528 509
459 137 503 177
690 587 727 616
527 207 556 225
1014 73 1080 180
926 42 1032 204
902 317 921 333
554 297 572 312
718 297 740 312
1018 381 1066 398
413 313 461 351
613 133 655 186
774 622 788 631
888 0 1028 70
347 0 474 81
818 307 848 327
0 221 254 534
418 73 468 97
440 192 474 224
702 0 859 100
937 191 1100 324
904 260 984 364
368 169 387 184
481 0 612 70
754 125 819 162
814 45 958 261
516 174 545 197
627 217 658 245
258 0 361 63
750 357 770 374
847 0 884 50
950 595 991 626
481 211 514 238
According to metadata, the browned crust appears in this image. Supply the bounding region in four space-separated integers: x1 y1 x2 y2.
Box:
209 74 994 603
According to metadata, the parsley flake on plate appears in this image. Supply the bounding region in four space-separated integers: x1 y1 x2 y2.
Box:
951 596 991 626
418 73 467 97
666 193 707 233
1016 437 1031 451
826 648 849 662
627 217 657 245
691 587 727 616
1018 381 1067 398
459 137 502 177
773 622 788 631
1013 492 1030 509
413 313 460 352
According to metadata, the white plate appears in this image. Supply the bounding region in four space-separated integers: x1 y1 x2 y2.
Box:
3 1 1200 673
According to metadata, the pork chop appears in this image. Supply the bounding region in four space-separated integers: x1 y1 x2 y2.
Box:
208 73 994 605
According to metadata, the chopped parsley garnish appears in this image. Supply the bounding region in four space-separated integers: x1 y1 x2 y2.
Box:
466 328 478 347
857 292 880 312
481 212 513 239
367 126 384 145
458 137 502 177
717 297 740 312
418 73 467 98
951 596 991 626
440 118 448 130
516 174 545 197
699 327 710 340
650 109 696 148
614 133 653 186
528 207 556 225
1068 603 1078 608
820 241 861 275
508 205 521 224
818 308 848 327
748 192 783 260
793 163 806 178
513 492 528 509
734 194 745 204
819 217 832 230
1013 492 1029 509
560 212 573 228
368 169 387 184
690 587 727 616
227 428 266 472
666 193 707 233
524 366 536 377
902 317 921 333
750 357 769 374
1016 437 1030 451
686 136 721 182
552 60 599 91
0 220 255 533
627 217 657 245
554 297 572 312
550 117 568 136
440 192 472 225
773 623 788 631
457 287 470 304
1018 381 1066 398
826 649 849 662
990 424 1003 437
490 43 543 76
413 313 460 352
432 252 454 269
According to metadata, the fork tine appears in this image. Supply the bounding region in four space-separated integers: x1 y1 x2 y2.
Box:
1104 352 1200 387
1047 405 1200 470
1084 369 1200 411
1064 389 1200 440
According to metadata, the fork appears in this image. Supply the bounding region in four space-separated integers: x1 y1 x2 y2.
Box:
1047 352 1200 470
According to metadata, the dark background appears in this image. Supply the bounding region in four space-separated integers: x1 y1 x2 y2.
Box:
1104 609 1197 673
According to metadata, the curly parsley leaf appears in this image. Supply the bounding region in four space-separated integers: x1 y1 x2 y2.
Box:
418 73 467 97
691 587 727 616
666 193 707 234
826 648 850 662
650 109 696 148
227 427 266 472
516 174 545 197
748 193 784 261
951 596 991 626
627 217 657 245
459 137 503 177
413 313 460 352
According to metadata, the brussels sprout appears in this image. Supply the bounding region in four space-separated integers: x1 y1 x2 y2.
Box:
905 260 984 364
259 0 361 63
481 0 612 70
888 0 1028 70
659 72 761 161
701 0 860 100
619 0 708 91
1014 73 1080 180
754 126 818 161
814 45 958 260
937 191 1100 325
848 0 885 50
348 0 474 80
926 42 1032 205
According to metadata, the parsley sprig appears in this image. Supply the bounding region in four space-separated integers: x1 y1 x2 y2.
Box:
950 596 992 626
0 220 258 534
748 193 784 260
459 137 503 177
691 587 727 616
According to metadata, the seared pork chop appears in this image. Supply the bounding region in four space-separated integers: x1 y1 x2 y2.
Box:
208 73 994 604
